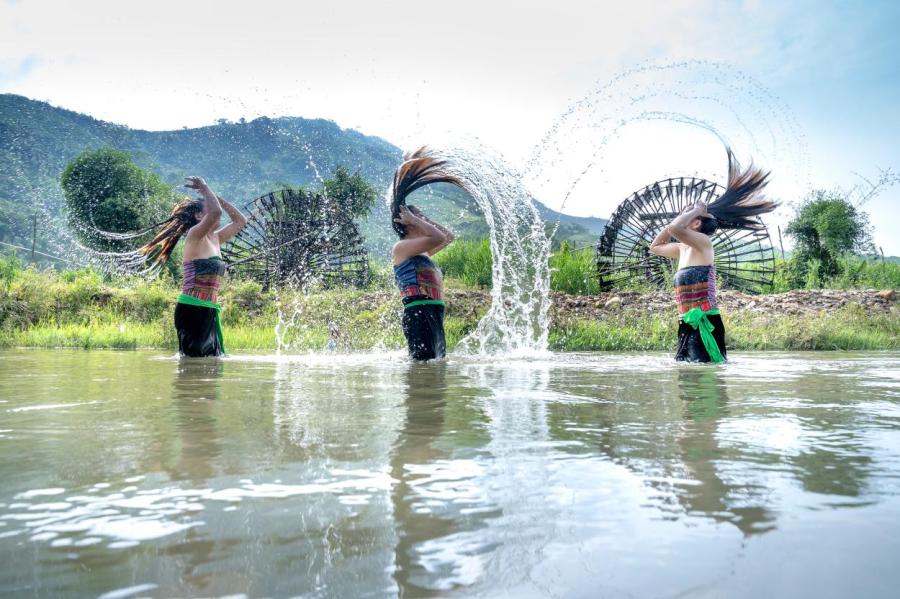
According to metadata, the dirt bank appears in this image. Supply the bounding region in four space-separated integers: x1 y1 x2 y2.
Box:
439 288 899 322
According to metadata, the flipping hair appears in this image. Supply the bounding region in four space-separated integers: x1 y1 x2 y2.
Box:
136 198 203 270
390 146 463 238
700 148 778 234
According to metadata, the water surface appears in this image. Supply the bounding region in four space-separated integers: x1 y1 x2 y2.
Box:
1 349 899 597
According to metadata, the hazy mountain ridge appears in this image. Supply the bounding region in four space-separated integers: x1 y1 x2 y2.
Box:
0 93 606 256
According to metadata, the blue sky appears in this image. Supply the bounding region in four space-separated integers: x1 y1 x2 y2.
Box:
1 0 898 252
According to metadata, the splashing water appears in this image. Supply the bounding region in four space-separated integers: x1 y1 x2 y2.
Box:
401 145 552 357
525 60 810 218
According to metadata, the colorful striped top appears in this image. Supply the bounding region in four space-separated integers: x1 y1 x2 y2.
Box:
182 257 226 303
393 255 444 304
674 264 718 314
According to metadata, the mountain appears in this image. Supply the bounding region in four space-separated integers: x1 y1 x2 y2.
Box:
0 93 606 259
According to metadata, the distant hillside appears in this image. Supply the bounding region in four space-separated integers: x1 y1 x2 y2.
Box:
0 94 606 259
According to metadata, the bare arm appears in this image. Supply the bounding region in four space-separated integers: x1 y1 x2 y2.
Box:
391 207 447 264
648 226 681 259
411 207 455 256
666 204 712 251
184 176 222 241
216 196 248 244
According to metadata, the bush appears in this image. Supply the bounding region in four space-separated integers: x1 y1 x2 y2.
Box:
550 242 598 295
436 238 603 295
61 147 173 249
0 253 23 282
774 255 900 291
434 238 493 289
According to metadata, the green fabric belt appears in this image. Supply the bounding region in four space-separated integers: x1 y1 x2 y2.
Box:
177 293 225 353
681 308 724 363
403 299 446 310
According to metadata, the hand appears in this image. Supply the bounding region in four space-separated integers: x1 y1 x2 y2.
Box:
184 176 215 200
183 176 209 191
393 206 418 226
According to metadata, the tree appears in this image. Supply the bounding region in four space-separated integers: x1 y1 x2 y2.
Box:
61 148 172 247
784 189 874 286
322 166 378 218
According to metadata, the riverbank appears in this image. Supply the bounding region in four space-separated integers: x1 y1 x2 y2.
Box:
1 263 897 351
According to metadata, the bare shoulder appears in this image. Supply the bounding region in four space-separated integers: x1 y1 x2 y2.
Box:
391 240 404 265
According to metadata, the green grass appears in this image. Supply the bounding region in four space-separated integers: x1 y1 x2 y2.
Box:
550 304 900 352
434 238 493 289
550 314 673 351
550 242 600 295
1 253 898 353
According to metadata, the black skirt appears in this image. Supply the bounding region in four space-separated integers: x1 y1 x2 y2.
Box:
174 303 223 358
675 313 727 363
401 303 446 361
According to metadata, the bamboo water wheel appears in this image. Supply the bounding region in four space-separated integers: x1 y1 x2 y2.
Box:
222 189 368 290
596 178 775 293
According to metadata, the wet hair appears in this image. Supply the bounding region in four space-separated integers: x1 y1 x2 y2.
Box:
390 146 463 238
701 148 778 235
698 216 719 235
136 198 203 269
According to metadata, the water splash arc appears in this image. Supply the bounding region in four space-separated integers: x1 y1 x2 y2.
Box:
395 145 552 357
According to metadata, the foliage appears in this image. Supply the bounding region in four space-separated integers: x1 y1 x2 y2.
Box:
550 242 599 295
0 198 33 245
433 238 493 289
784 190 874 287
0 93 601 258
435 238 604 295
772 256 900 292
322 166 379 217
60 148 172 246
0 256 897 352
550 305 900 352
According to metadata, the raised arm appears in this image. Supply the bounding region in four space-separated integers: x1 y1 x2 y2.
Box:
410 207 454 256
184 176 222 241
391 207 446 264
666 203 712 251
216 196 248 244
648 226 680 259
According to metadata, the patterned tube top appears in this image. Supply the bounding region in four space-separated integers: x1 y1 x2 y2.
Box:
393 254 444 304
674 264 718 314
182 257 227 303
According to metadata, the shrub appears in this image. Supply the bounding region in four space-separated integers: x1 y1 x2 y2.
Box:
434 238 493 289
550 242 598 295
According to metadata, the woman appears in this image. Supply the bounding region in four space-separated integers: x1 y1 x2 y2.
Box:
649 150 777 363
391 148 459 361
139 176 247 357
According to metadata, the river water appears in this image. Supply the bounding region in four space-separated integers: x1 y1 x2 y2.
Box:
1 349 899 598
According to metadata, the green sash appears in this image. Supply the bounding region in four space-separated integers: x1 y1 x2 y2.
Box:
404 299 446 310
681 308 724 363
177 293 225 353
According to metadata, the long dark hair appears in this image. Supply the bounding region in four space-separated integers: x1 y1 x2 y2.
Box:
390 146 463 238
136 198 203 269
700 149 777 234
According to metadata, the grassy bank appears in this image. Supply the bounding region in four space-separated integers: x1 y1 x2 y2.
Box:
550 304 900 352
1 255 897 352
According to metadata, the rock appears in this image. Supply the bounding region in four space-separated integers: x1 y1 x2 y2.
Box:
876 289 896 301
605 296 623 309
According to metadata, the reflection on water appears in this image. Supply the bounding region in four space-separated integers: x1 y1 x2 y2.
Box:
1 350 899 597
675 367 775 535
171 359 224 481
391 362 459 595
